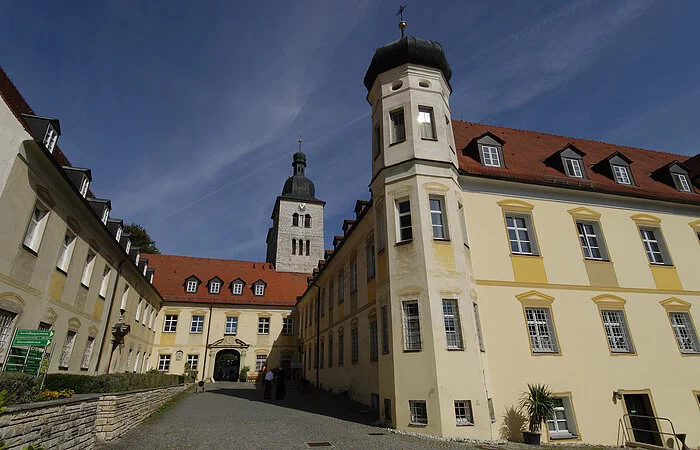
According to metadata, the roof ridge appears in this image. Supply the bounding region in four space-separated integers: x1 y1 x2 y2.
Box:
453 120 692 160
146 253 269 265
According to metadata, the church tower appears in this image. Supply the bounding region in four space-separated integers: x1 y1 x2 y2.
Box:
266 145 325 273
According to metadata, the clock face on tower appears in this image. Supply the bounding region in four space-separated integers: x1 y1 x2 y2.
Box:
299 203 306 211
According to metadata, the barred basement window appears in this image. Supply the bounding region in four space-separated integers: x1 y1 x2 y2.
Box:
158 354 171 372
370 320 378 361
454 400 474 425
546 397 578 439
409 400 428 425
601 310 634 353
402 301 422 351
525 307 559 353
190 315 204 333
442 300 463 350
669 312 700 353
163 314 178 333
258 317 270 334
59 331 76 368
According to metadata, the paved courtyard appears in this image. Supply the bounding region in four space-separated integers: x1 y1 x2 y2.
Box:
100 382 601 450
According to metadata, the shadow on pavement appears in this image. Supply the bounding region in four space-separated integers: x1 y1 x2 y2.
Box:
204 381 380 426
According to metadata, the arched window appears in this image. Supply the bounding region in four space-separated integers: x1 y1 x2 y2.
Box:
304 214 311 228
292 239 296 255
306 240 310 256
292 213 299 227
298 239 303 256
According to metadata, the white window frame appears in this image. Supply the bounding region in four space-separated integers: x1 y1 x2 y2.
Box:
59 331 76 368
258 317 270 335
282 317 294 335
442 299 463 350
133 352 140 372
639 227 671 265
186 354 198 371
186 280 198 293
409 400 428 425
99 266 111 298
601 309 634 353
210 281 221 294
396 199 413 242
254 284 265 296
482 145 501 167
163 314 178 333
120 286 129 311
101 207 109 224
81 251 96 287
613 165 631 185
564 158 583 178
576 221 607 260
454 400 474 426
23 202 50 252
390 108 406 143
225 316 238 335
141 304 148 325
418 106 436 140
190 315 204 333
506 214 538 255
157 354 171 372
525 307 559 353
115 226 122 242
81 337 95 370
546 397 578 439
429 196 448 240
402 300 422 351
44 125 58 153
56 232 76 272
125 240 131 254
149 310 155 329
669 312 699 354
672 173 692 192
135 299 143 322
79 176 90 197
255 354 267 372
232 282 243 295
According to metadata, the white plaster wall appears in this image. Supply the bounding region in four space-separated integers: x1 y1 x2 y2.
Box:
274 199 324 273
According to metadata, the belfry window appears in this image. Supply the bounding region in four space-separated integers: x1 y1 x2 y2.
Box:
292 213 299 227
304 214 311 228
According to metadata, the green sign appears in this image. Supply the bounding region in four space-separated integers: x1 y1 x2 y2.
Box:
12 330 53 347
16 330 54 339
4 347 46 376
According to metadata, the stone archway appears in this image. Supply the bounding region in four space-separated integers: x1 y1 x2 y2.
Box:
213 349 240 381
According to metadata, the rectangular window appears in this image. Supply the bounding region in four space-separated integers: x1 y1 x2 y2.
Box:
564 158 583 178
329 281 334 310
350 258 357 292
338 271 344 303
258 317 270 334
429 197 447 240
120 286 129 311
373 125 382 159
669 312 699 353
525 307 559 353
190 315 204 333
390 109 405 143
163 314 178 333
473 303 486 352
403 301 422 351
397 199 413 242
640 228 671 265
601 310 634 353
418 106 436 140
56 232 76 272
59 331 76 368
366 239 375 279
506 215 537 255
80 337 95 370
149 310 155 329
454 400 474 426
186 280 197 293
673 173 692 192
23 202 49 252
255 284 265 296
381 305 390 354
320 342 324 368
377 210 386 251
79 176 90 197
256 354 267 372
613 165 631 184
80 252 96 287
135 299 143 322
99 266 111 298
141 305 148 325
458 202 469 247
158 354 171 372
282 317 293 335
442 300 463 350
44 126 58 153
482 146 501 167
546 397 578 438
186 354 198 371
338 333 344 366
409 400 428 425
577 222 607 260
370 320 378 361
351 327 359 363
210 282 220 294
320 288 325 317
292 239 296 255
225 317 238 335
232 283 243 295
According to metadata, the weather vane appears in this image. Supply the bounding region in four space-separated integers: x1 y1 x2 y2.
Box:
298 133 302 152
396 5 407 38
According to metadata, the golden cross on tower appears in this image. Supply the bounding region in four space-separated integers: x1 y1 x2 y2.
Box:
396 5 407 38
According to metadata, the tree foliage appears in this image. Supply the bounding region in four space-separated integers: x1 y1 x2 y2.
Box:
123 222 161 254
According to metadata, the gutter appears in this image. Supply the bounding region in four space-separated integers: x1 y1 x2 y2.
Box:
312 281 320 387
200 298 214 382
94 258 125 375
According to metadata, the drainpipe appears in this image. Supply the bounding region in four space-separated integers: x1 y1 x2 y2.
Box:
200 298 214 382
94 259 126 375
312 281 320 387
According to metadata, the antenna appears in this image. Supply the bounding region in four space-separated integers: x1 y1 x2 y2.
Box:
396 5 407 38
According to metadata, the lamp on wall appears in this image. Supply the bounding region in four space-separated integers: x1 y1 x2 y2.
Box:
612 390 623 404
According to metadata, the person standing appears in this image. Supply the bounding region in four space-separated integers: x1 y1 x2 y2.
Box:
275 367 286 400
264 367 274 399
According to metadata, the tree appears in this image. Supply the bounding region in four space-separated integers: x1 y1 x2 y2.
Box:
123 222 161 254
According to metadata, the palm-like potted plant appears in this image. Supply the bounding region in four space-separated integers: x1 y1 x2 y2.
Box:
519 383 555 445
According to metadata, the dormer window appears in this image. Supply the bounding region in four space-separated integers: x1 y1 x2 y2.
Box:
135 253 140 265
210 281 220 294
482 146 501 167
143 263 148 276
564 158 583 178
44 125 58 153
102 207 110 224
125 240 131 254
473 133 506 169
79 176 90 198
186 280 198 293
673 173 691 192
231 280 244 295
116 226 122 242
252 280 266 297
613 165 631 185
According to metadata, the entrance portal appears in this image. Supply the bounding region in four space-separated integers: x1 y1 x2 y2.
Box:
623 393 661 446
213 349 240 381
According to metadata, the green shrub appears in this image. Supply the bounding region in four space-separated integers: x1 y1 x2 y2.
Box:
0 373 40 405
239 365 249 382
44 372 181 394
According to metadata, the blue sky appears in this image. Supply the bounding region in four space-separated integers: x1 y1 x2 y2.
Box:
2 1 699 261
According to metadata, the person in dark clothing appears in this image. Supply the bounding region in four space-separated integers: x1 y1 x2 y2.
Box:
275 367 286 400
263 368 274 399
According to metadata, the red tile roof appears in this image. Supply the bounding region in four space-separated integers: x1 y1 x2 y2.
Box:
453 121 700 205
144 254 308 307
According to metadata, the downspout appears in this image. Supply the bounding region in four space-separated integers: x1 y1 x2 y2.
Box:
200 298 214 382
94 259 126 375
313 281 320 387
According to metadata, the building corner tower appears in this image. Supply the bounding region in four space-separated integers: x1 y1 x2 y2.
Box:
266 148 325 273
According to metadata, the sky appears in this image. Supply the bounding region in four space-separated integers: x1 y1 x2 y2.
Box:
2 0 700 261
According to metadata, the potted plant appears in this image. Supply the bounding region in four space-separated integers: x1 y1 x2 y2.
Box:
239 365 249 382
519 383 555 445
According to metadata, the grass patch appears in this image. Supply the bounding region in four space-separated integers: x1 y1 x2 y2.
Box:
143 387 192 424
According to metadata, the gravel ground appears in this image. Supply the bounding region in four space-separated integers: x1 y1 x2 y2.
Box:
99 382 610 450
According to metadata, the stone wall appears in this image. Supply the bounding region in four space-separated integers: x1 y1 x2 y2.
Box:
0 384 188 449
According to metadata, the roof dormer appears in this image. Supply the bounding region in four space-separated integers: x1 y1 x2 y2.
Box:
593 152 634 185
184 275 202 293
62 166 92 198
651 161 695 193
545 144 587 178
208 276 224 294
230 278 245 295
107 218 123 242
467 132 506 168
146 268 154 284
128 246 141 265
21 114 61 154
87 198 111 225
252 279 267 297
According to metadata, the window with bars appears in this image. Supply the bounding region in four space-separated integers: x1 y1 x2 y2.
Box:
429 197 448 240
525 307 559 353
81 252 96 287
669 312 699 354
418 106 436 140
338 333 344 366
256 355 267 372
409 400 428 425
80 337 94 370
190 315 204 333
370 320 378 361
639 227 671 265
402 301 422 351
187 354 199 371
442 300 463 350
454 400 474 425
482 145 501 167
258 317 270 334
59 331 77 368
366 239 375 279
506 215 537 255
381 305 390 354
99 267 111 298
328 336 333 368
282 317 293 335
390 109 406 143
163 315 178 333
601 310 634 353
23 202 49 252
223 317 237 335
351 327 359 363
186 280 197 293
56 233 76 272
613 165 632 184
397 199 413 242
576 221 607 260
158 354 170 372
